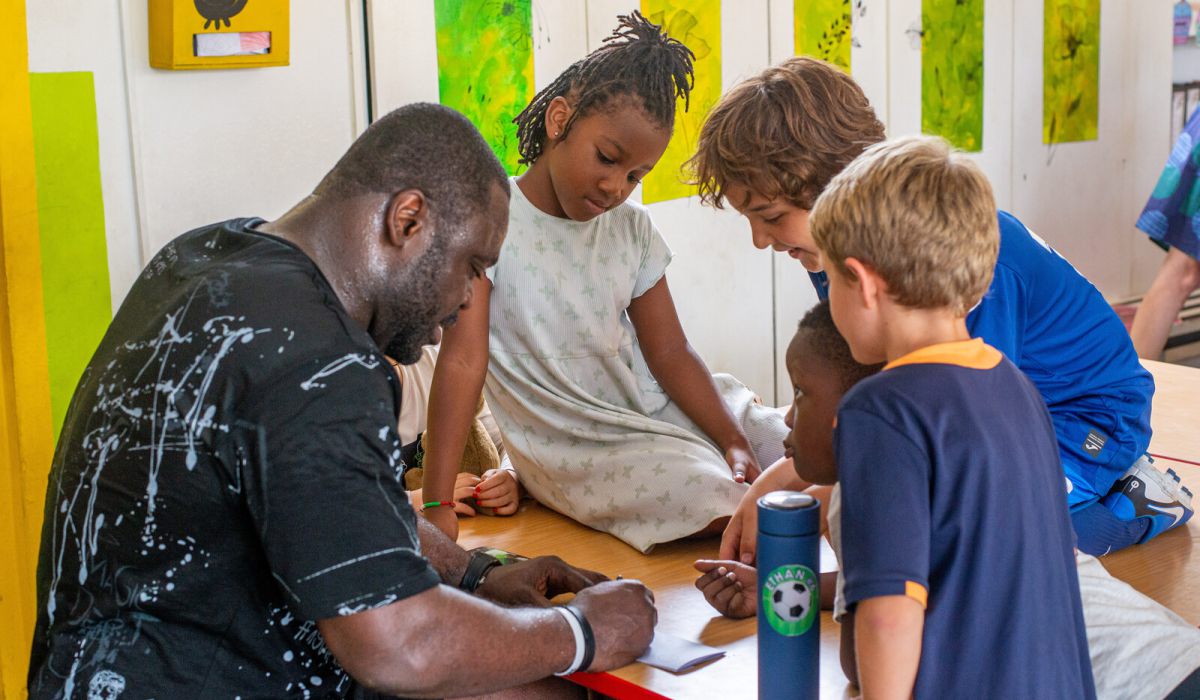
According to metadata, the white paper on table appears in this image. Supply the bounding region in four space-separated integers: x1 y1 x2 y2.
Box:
637 631 726 674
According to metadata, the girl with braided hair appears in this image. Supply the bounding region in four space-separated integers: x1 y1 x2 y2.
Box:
421 12 788 552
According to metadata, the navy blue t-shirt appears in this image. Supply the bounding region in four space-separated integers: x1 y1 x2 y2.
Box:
812 211 1154 505
836 339 1095 699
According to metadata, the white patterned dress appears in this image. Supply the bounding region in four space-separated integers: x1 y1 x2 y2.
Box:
484 181 787 551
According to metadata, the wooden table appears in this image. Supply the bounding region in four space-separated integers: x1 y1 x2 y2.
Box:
1100 361 1200 624
460 502 851 700
1145 360 1200 465
459 360 1200 699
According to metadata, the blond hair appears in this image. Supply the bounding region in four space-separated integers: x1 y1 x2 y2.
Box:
809 135 999 316
688 57 885 210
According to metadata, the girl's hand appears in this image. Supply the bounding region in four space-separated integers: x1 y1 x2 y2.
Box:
451 472 482 516
409 473 482 518
474 468 520 515
724 443 761 484
693 559 758 619
719 458 808 564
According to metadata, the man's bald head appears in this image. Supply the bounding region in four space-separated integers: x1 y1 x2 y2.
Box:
316 103 509 237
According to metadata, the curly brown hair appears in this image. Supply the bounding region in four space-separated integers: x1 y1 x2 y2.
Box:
688 57 885 210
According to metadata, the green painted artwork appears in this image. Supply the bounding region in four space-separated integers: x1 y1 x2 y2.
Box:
1044 0 1100 144
434 0 534 174
794 0 851 72
29 72 113 436
641 0 721 203
921 0 984 151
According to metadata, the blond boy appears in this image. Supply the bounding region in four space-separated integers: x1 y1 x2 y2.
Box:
810 136 1094 698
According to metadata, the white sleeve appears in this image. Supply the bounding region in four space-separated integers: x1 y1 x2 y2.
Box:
827 484 848 622
631 214 674 299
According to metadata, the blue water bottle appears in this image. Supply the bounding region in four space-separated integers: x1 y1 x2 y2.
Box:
757 491 821 699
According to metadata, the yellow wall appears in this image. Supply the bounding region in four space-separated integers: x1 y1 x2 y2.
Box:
0 0 54 696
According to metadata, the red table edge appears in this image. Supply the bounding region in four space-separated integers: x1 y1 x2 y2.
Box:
1149 452 1200 469
565 671 671 700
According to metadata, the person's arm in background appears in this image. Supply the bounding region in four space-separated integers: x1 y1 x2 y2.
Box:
628 277 760 483
422 276 493 539
854 596 923 699
320 578 656 698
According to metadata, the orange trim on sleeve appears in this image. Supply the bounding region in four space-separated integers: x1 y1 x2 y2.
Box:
884 338 1002 371
905 580 928 608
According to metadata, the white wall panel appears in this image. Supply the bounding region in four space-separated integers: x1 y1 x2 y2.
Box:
1128 1 1175 295
123 0 362 257
851 0 892 127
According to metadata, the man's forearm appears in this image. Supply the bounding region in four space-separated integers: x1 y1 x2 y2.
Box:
417 515 470 585
404 590 576 697
321 584 577 698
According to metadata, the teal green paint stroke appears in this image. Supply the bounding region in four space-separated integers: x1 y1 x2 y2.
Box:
30 72 113 437
921 0 984 152
434 0 535 174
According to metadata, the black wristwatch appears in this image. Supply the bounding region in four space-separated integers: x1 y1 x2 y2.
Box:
458 549 503 593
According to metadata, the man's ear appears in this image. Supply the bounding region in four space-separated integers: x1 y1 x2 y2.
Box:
544 96 573 144
384 189 429 250
843 257 884 311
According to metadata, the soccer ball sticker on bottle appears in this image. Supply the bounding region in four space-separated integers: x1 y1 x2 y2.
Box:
762 564 818 636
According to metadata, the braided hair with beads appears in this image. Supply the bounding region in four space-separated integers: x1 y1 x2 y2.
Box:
513 11 695 166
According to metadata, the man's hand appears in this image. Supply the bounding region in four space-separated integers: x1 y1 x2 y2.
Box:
693 560 757 619
476 555 606 607
474 468 519 515
569 579 657 672
719 458 807 564
724 442 761 484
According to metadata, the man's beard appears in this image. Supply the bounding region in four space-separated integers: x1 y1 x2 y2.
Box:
376 239 452 365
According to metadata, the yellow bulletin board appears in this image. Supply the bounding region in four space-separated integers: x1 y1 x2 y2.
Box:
149 0 289 70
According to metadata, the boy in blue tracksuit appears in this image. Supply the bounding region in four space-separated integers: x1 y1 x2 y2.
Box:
691 56 1194 557
969 212 1165 552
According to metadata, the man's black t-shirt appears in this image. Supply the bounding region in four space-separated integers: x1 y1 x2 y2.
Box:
28 219 440 698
